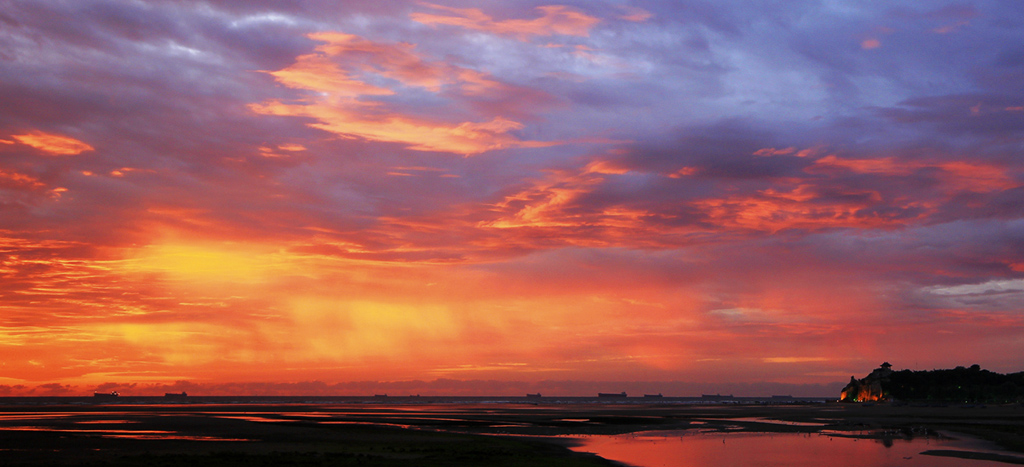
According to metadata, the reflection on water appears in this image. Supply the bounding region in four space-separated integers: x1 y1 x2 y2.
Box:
5 404 1024 466
99 434 250 441
713 417 832 427
74 419 140 424
0 425 249 441
571 431 1020 467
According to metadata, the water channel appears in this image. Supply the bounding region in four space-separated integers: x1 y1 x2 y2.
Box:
569 430 1021 467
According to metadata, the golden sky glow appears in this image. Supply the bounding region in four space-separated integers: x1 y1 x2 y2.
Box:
2 1 1023 396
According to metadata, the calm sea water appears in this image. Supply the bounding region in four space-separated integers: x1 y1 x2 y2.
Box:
570 430 1019 467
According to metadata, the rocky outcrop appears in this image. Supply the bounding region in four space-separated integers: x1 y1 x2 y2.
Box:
840 362 893 402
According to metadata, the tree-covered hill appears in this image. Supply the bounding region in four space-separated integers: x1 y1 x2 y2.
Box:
842 363 1024 403
887 364 1024 403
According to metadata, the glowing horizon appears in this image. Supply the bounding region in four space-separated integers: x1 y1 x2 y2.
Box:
1 1 1023 396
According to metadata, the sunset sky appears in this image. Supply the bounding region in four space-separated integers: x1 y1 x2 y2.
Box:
2 0 1023 396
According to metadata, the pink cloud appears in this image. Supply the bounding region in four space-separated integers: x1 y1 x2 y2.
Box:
932 20 970 34
618 7 653 22
411 4 600 40
753 147 797 157
808 155 1019 193
861 38 881 50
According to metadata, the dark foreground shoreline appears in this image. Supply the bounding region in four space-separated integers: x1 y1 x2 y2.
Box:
2 400 1023 466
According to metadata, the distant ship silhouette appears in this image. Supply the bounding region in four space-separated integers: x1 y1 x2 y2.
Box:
93 391 119 399
701 394 734 400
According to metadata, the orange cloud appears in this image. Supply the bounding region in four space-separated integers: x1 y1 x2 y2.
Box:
809 155 906 175
279 32 448 92
252 33 557 154
0 168 46 190
751 146 820 159
253 99 553 154
19 236 467 377
109 167 155 178
465 148 1024 252
935 161 1020 192
0 212 1012 389
693 186 919 233
484 164 851 244
11 131 93 155
474 165 698 251
411 4 600 40
266 52 393 98
477 163 644 236
484 185 596 230
11 230 668 384
277 143 306 151
478 151 1018 242
584 159 630 175
809 155 1018 193
668 167 698 178
861 38 881 50
258 144 306 159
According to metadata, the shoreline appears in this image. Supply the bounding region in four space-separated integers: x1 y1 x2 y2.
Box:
2 401 1023 466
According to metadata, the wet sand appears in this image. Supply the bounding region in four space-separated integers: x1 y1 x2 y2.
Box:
1 401 1022 466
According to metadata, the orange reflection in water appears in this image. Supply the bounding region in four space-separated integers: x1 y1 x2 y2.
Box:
572 431 1015 467
0 425 250 441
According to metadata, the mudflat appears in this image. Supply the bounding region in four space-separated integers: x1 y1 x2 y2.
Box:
1 401 1022 466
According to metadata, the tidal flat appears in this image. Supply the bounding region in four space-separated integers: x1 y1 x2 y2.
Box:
2 400 1024 466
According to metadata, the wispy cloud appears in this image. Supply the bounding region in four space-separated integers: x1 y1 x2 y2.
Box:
411 4 600 40
251 32 560 154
